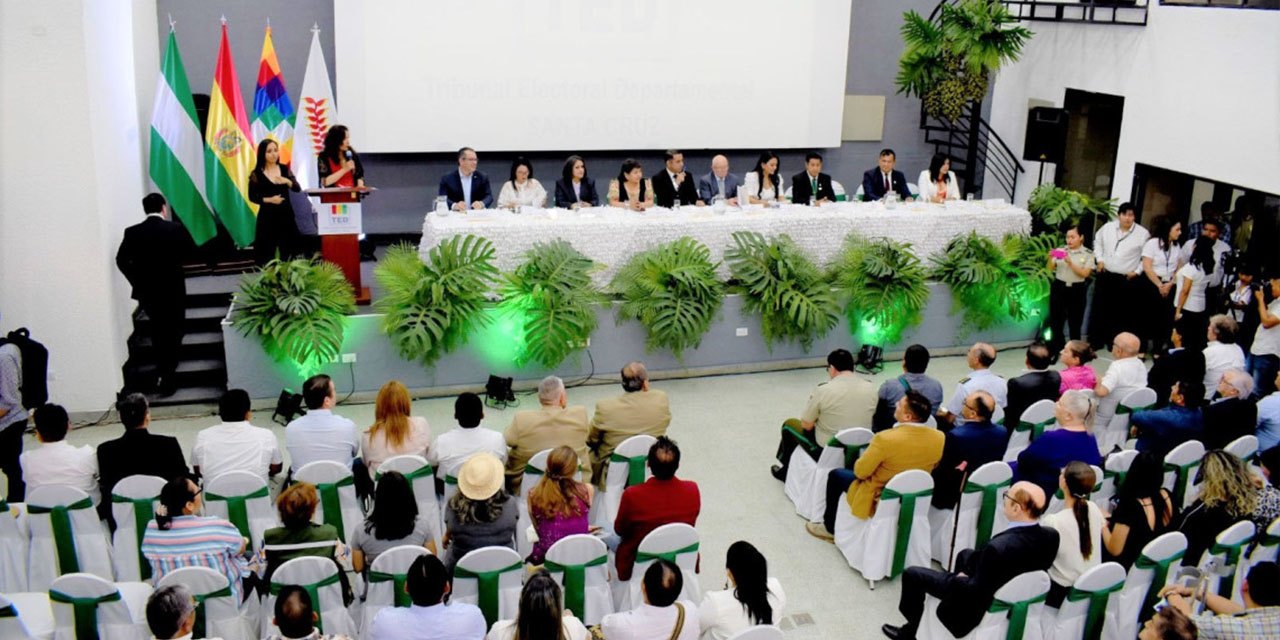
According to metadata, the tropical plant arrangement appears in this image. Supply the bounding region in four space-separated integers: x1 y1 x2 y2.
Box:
827 234 930 345
725 231 839 350
232 256 355 370
929 231 1029 332
1026 182 1117 234
374 238 499 367
498 239 604 369
1002 232 1061 310
610 237 724 358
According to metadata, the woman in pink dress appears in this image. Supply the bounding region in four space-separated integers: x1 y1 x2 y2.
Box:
526 446 595 565
1059 340 1098 394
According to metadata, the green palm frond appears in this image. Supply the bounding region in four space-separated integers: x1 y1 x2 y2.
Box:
611 237 723 359
498 240 603 369
725 232 839 350
232 257 356 369
1027 183 1118 231
828 235 930 344
942 0 1033 76
896 10 947 98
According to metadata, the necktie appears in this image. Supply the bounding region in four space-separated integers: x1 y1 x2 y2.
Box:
884 173 890 193
718 177 724 198
811 177 818 198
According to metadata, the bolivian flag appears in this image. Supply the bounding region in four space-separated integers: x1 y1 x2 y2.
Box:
205 23 258 248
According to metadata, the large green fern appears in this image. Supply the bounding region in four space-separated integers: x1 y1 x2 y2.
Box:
232 257 355 369
929 231 1021 331
1027 183 1117 232
1002 232 1061 310
498 240 604 369
828 235 930 345
725 231 839 350
610 237 723 358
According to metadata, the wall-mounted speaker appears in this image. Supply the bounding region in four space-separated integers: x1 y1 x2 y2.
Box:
1023 107 1069 164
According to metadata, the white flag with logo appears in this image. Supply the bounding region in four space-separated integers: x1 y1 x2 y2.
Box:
291 27 340 200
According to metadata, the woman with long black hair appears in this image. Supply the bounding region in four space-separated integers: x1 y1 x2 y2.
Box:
350 470 435 577
697 541 786 639
1173 235 1217 351
486 570 590 640
248 138 302 265
1043 462 1105 607
317 124 364 189
742 152 784 205
141 476 249 600
1141 216 1184 355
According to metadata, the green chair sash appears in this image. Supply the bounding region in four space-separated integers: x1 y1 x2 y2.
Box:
453 561 525 628
269 572 342 633
963 477 1012 548
191 584 233 639
368 570 411 607
827 436 868 469
1209 537 1250 596
444 475 458 485
1134 549 1185 624
205 486 270 542
779 424 818 460
376 463 434 483
28 497 95 575
635 541 701 565
988 590 1048 640
881 486 933 578
1103 469 1128 494
314 476 356 543
1162 460 1200 510
110 494 156 580
49 589 121 640
1257 531 1280 548
1014 417 1056 442
1117 403 1154 415
525 466 545 477
1066 581 1125 640
609 452 647 488
545 555 608 621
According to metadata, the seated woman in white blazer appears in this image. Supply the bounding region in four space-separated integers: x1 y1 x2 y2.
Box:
917 153 960 203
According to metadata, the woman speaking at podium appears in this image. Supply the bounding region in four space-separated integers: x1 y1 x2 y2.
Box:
248 138 302 265
317 124 365 189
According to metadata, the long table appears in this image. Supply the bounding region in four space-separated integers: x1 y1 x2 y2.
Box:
419 200 1031 286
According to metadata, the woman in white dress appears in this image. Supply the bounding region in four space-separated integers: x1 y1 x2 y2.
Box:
698 541 785 640
741 151 785 205
1173 235 1216 351
1141 216 1184 355
497 157 547 210
486 570 590 640
917 153 960 203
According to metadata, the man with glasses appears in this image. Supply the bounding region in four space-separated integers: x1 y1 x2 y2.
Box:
931 391 1006 510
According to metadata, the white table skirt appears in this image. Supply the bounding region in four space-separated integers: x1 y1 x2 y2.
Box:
418 200 1031 287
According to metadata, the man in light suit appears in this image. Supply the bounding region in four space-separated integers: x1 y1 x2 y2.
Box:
651 149 703 208
696 155 742 205
504 375 590 492
438 146 493 211
588 361 672 488
861 148 913 201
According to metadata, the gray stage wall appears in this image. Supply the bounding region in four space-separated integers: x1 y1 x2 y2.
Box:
157 0 949 235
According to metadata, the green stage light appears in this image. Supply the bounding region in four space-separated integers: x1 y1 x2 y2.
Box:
859 317 888 345
472 306 528 371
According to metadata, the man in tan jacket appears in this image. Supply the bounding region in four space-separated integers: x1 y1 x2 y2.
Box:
587 362 672 488
504 375 590 493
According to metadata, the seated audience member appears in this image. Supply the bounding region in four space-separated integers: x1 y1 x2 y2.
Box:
286 374 360 474
1058 340 1098 394
1102 451 1176 569
1249 273 1280 398
553 155 599 209
1044 462 1105 607
496 156 547 209
351 471 435 576
20 403 98 502
698 541 785 640
1159 561 1279 640
526 446 594 565
1257 446 1280 532
1203 314 1246 397
427 392 507 479
192 388 283 483
1201 370 1257 450
262 482 342 582
442 453 517 573
697 154 741 205
1013 391 1103 497
1260 371 1280 451
614 437 700 582
608 158 655 211
1176 450 1261 564
810 391 944 541
601 559 700 640
368 554 485 640
1147 327 1206 410
790 152 837 205
930 392 1006 510
917 153 959 203
884 481 1058 640
439 146 493 211
361 380 430 480
141 476 247 601
1094 332 1149 432
1005 342 1062 432
1138 607 1198 640
1131 380 1206 457
504 375 590 492
742 151 785 205
773 349 876 480
487 570 590 640
861 148 912 202
145 585 198 640
97 392 187 523
872 344 944 432
587 361 671 488
0 335 27 502
938 343 1006 428
267 584 356 640
652 149 703 208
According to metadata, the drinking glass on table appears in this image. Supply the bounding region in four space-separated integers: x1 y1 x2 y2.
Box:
434 196 448 214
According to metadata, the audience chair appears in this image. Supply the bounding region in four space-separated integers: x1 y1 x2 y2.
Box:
262 556 356 638
785 427 872 524
1223 434 1259 466
1095 450 1137 512
832 181 847 201
726 625 785 640
26 485 113 591
919 570 1051 640
1003 399 1057 463
1112 532 1187 640
293 461 362 545
156 566 257 640
376 455 445 547
361 544 431 633
0 500 29 592
929 461 1011 571
544 534 612 625
202 471 278 555
516 449 555 558
452 546 524 629
600 435 658 529
991 404 1006 429
108 475 165 583
834 469 933 589
1245 516 1280 572
622 523 701 611
48 572 152 640
1161 440 1205 511
1100 388 1156 455
1040 562 1125 640
0 591 54 639
1044 465 1104 517
1201 520 1256 605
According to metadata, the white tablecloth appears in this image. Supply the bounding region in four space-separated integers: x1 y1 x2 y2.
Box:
418 200 1031 286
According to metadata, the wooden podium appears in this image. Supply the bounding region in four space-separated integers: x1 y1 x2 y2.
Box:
307 186 375 305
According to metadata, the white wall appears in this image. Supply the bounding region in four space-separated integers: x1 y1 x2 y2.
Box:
986 3 1280 208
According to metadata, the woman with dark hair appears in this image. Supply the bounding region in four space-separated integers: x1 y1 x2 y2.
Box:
1058 340 1098 393
442 453 517 572
1173 235 1217 351
486 569 589 640
697 541 785 640
1141 216 1184 355
607 159 653 211
248 138 302 265
351 471 436 575
526 446 594 565
1047 224 1097 353
553 155 599 209
1102 451 1176 568
141 476 249 600
497 157 547 210
1044 462 1105 607
742 152 784 205
317 124 364 189
1226 260 1261 353
917 153 959 203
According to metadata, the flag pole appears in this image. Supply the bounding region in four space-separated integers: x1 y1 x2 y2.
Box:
167 14 176 31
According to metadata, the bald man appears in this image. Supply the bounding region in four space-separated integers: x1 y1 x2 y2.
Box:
1094 331 1149 433
884 481 1058 640
697 155 742 206
940 343 1007 424
587 362 672 488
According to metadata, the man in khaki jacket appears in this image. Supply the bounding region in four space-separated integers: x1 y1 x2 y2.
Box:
587 362 672 488
504 375 590 492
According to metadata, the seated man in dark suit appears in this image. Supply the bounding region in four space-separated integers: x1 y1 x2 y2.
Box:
790 152 837 205
1004 342 1062 432
651 149 703 208
884 481 1058 640
1147 327 1206 409
696 154 742 206
930 391 1008 510
1131 380 1206 457
97 393 188 526
438 146 493 211
1201 369 1257 449
861 148 913 201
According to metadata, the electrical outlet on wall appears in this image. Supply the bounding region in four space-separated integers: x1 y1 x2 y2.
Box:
735 327 748 337
341 353 357 364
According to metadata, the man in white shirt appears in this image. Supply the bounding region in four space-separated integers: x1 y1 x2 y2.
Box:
1092 202 1150 350
367 554 485 640
426 392 506 481
939 343 1007 425
601 559 700 640
192 389 282 483
1203 314 1246 399
285 374 359 474
1094 332 1150 435
1180 218 1231 313
20 403 99 503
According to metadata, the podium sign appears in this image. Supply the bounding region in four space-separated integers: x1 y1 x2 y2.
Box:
317 201 363 236
306 187 375 305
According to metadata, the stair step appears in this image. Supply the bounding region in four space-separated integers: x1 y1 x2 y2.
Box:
126 358 225 376
131 331 223 348
146 385 226 407
136 306 228 323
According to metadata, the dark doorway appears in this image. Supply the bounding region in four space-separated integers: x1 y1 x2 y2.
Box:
1057 89 1124 200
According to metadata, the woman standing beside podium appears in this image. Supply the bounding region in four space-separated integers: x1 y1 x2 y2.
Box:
248 138 302 265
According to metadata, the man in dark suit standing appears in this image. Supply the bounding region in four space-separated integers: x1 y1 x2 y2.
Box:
96 393 187 526
116 193 190 396
697 155 742 205
651 149 703 208
1004 342 1063 432
884 480 1058 640
790 152 837 205
861 148 913 201
438 147 494 211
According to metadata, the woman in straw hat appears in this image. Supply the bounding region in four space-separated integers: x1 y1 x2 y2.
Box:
443 452 518 572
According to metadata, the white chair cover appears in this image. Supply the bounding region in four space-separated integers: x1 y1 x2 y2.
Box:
785 428 872 523
452 546 524 629
1041 562 1124 640
108 475 165 583
726 625 785 640
1 592 54 640
1110 532 1186 640
202 471 279 554
834 469 933 588
1044 465 1104 517
1244 516 1280 574
1094 450 1137 512
919 570 1050 640
1161 441 1205 511
361 544 430 634
48 573 151 640
0 500 29 592
601 435 657 529
516 449 554 558
930 462 1011 570
544 534 612 625
1099 387 1156 455
1199 520 1255 606
1003 399 1057 463
294 461 363 546
622 523 701 611
1224 435 1258 463
156 566 257 640
376 455 445 547
263 556 356 638
26 486 114 591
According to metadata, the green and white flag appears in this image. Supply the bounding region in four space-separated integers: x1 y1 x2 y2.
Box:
149 29 217 245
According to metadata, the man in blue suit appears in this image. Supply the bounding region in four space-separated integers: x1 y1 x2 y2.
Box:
1131 379 1206 457
439 147 493 211
697 155 742 205
861 148 913 201
930 391 1008 510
